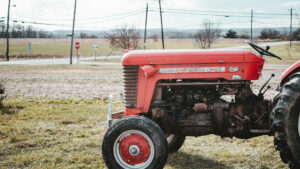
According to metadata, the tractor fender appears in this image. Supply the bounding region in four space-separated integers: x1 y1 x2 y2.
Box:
280 60 300 86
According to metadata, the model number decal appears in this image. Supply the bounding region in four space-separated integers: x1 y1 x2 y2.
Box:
159 67 225 73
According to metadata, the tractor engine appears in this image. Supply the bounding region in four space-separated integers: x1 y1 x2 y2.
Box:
150 80 271 138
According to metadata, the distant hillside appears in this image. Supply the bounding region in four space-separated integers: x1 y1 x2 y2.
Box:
52 27 297 39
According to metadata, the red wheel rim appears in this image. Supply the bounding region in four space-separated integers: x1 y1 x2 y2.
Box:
119 134 151 165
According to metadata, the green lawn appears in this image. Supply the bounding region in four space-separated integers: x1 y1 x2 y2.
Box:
0 98 288 169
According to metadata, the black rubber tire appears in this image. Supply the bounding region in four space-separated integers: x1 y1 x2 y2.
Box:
167 135 186 153
272 74 300 169
102 116 168 169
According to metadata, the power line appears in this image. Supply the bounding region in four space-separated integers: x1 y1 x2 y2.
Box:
9 9 145 22
8 8 292 25
149 9 289 19
6 10 145 27
165 21 250 29
72 10 145 25
3 6 298 31
161 8 291 16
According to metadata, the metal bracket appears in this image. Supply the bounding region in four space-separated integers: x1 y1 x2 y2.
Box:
107 93 124 127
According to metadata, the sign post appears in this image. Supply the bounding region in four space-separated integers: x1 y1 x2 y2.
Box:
75 42 80 64
193 39 197 48
28 42 32 58
93 43 98 61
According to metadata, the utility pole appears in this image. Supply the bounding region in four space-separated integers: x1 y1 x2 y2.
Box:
250 9 253 43
6 0 11 61
290 8 293 47
143 3 149 50
70 0 77 65
159 0 165 49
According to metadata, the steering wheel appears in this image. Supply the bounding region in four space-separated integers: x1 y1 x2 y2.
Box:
248 42 282 60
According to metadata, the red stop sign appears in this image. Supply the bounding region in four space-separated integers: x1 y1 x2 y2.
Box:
75 42 80 49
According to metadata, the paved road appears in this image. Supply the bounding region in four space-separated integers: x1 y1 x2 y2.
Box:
0 41 298 67
0 56 122 66
264 64 290 69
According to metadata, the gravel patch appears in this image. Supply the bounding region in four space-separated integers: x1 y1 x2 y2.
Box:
0 65 123 100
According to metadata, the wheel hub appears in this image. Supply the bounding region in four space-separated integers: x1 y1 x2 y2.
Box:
129 145 140 156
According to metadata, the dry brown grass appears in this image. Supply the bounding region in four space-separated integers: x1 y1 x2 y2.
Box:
0 98 289 169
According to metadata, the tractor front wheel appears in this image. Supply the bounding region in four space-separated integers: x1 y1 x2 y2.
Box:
102 116 168 169
272 74 300 168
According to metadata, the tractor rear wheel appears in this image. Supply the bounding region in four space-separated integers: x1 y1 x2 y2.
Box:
272 74 300 168
166 134 186 153
102 116 168 169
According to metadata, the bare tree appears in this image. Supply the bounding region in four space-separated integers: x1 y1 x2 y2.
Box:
0 23 5 38
152 34 158 43
194 20 220 49
259 29 282 39
80 32 88 38
106 24 140 50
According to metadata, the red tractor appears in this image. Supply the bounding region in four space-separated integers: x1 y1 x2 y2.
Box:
102 43 300 169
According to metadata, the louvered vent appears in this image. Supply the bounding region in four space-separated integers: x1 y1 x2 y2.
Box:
123 65 139 108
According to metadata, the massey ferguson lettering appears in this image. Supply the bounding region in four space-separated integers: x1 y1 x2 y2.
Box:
159 67 226 73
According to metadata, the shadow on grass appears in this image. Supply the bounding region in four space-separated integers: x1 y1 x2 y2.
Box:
0 104 16 115
167 151 232 169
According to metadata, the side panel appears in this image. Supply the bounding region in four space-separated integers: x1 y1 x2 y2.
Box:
281 60 300 85
244 62 264 80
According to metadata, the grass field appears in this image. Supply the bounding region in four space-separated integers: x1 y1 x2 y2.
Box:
1 38 298 65
0 38 245 59
0 44 115 58
265 43 300 64
0 98 289 169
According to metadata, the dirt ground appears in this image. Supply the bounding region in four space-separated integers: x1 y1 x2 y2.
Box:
0 64 283 100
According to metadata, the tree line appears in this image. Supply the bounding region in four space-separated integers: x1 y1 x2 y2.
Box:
224 28 300 40
0 23 54 38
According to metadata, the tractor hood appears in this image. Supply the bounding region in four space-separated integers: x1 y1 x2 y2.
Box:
122 49 264 65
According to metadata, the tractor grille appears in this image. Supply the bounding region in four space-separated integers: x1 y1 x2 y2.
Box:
123 65 139 108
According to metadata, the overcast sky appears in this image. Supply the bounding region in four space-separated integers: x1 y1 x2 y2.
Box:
0 0 299 31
